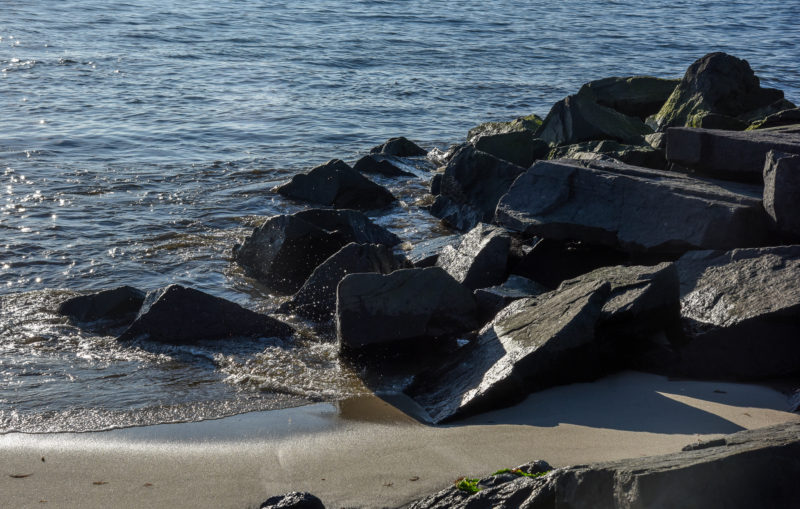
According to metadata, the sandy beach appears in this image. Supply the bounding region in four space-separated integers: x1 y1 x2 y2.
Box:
2 371 798 509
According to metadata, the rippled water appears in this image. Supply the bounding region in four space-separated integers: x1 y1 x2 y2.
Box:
2 0 799 432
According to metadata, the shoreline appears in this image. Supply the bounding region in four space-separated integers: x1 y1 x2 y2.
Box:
3 371 798 509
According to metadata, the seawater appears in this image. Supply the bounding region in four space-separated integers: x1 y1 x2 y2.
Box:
2 0 799 433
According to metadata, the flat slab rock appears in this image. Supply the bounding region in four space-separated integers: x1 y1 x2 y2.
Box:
118 285 294 344
676 245 800 379
407 263 678 423
408 422 800 509
666 126 800 180
336 267 477 353
496 158 768 253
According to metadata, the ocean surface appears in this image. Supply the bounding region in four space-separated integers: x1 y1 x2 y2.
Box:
2 0 799 433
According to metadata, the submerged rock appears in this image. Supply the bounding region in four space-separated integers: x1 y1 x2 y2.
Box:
370 136 427 157
336 267 477 353
234 209 399 294
436 223 511 291
763 150 800 237
57 286 145 324
535 93 652 146
651 52 791 131
676 246 800 379
275 159 395 210
353 154 415 177
407 263 679 423
279 243 407 321
473 130 549 168
467 114 543 143
666 126 800 181
118 285 293 344
578 76 680 120
430 145 526 231
496 158 768 253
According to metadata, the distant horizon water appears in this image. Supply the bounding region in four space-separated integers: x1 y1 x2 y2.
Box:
2 0 799 433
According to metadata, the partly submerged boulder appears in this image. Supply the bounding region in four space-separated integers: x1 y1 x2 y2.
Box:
548 139 666 169
353 154 415 177
651 52 790 131
676 246 800 379
430 145 526 231
407 263 679 423
763 150 800 237
467 114 543 143
535 93 653 146
57 286 145 324
118 285 293 344
275 159 395 210
234 209 399 294
578 76 680 120
496 158 769 253
336 267 478 354
436 223 511 291
472 131 549 168
370 136 427 157
278 243 407 321
666 126 800 181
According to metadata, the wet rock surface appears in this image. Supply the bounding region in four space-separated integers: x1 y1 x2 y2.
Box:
336 267 477 353
666 126 800 181
675 246 800 379
370 136 427 157
276 159 395 210
406 234 462 267
353 154 415 177
57 286 145 324
496 158 768 253
430 145 526 231
260 492 325 509
436 223 512 291
118 284 294 344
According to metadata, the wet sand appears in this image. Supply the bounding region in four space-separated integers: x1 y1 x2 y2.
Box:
2 371 798 509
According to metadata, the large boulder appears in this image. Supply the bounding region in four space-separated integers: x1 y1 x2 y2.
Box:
336 267 478 353
548 139 666 170
763 150 800 237
408 422 800 509
370 136 427 157
535 93 653 146
676 246 800 379
467 114 543 143
57 286 145 324
578 76 680 120
473 130 550 168
436 224 512 291
666 126 800 181
651 52 791 131
430 145 526 231
118 285 294 344
496 158 769 253
407 263 679 423
275 159 395 210
234 210 399 294
353 154 415 177
278 243 407 321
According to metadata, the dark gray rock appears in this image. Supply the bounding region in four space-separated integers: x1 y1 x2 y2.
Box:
467 114 543 143
764 150 800 237
749 109 800 130
666 126 800 181
275 159 395 210
473 130 550 168
407 263 679 423
336 267 477 353
436 223 511 291
429 172 442 196
408 422 800 509
234 210 399 294
535 93 653 146
548 139 666 170
430 145 526 231
496 158 768 253
260 492 325 509
370 136 427 157
651 52 791 131
474 275 549 321
578 76 680 120
676 246 800 379
278 243 408 321
406 235 462 267
353 154 415 177
57 286 145 324
118 285 293 344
